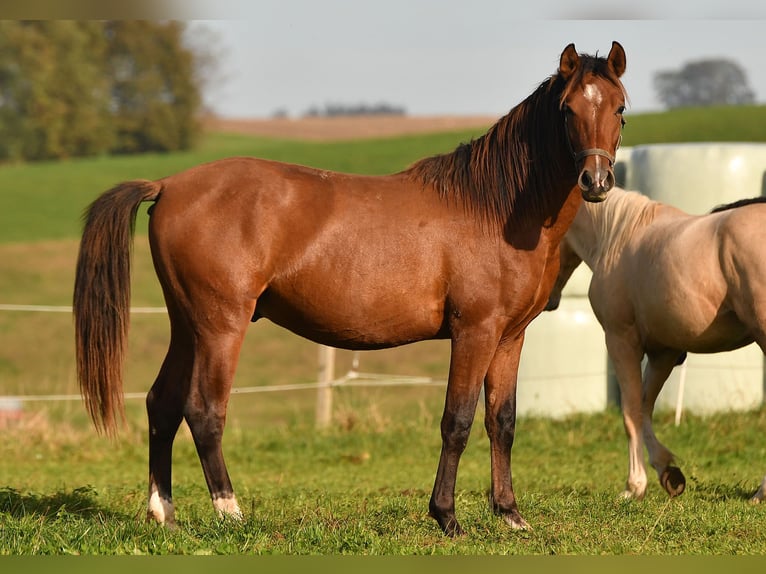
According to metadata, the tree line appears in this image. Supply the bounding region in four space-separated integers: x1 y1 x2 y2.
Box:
0 21 203 162
302 102 406 118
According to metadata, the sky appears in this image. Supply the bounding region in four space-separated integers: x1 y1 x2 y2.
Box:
186 0 766 120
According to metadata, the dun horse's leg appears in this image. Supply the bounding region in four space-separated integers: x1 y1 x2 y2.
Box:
483 335 529 530
184 325 249 520
752 474 766 503
643 351 685 497
605 334 648 499
146 337 191 526
747 334 766 502
429 330 497 536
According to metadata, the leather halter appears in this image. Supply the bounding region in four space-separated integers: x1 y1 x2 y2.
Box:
573 147 616 165
565 113 621 167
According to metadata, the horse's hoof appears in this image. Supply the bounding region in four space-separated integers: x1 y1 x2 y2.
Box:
430 512 465 537
146 511 177 530
660 466 686 497
442 519 466 538
502 510 531 531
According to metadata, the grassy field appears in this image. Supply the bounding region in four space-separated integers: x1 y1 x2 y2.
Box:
2 107 766 555
2 404 766 554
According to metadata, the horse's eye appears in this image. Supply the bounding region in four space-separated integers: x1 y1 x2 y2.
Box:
617 105 626 115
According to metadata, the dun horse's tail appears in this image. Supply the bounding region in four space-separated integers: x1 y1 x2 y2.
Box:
73 179 161 435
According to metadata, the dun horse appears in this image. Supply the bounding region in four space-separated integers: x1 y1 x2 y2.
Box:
546 187 766 504
74 42 627 535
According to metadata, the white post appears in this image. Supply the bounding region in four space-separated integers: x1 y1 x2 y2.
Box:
316 345 336 428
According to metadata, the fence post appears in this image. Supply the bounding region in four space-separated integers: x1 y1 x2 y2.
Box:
316 345 335 428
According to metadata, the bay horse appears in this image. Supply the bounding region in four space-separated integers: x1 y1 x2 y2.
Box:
545 187 766 504
74 42 627 536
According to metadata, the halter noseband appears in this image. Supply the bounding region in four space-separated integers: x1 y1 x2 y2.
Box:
564 113 621 167
572 147 616 165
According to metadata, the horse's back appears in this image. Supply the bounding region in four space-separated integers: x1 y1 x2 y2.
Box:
620 203 766 351
143 155 555 349
145 157 460 347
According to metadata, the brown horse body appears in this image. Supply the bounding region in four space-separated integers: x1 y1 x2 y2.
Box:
74 42 627 535
546 188 766 504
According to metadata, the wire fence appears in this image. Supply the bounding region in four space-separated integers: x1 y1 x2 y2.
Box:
0 303 448 428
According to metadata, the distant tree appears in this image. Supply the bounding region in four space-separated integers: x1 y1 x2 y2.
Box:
271 108 290 119
0 21 113 161
654 58 756 109
106 21 202 154
0 20 209 161
302 102 407 118
183 22 226 117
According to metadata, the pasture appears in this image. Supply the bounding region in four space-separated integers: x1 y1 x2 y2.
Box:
2 109 766 555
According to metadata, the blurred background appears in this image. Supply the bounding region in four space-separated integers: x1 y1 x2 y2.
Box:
2 3 766 431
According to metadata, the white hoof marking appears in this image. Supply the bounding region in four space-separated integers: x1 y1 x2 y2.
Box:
213 495 243 520
148 489 175 525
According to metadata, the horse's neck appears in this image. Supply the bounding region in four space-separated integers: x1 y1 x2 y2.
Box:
577 189 657 270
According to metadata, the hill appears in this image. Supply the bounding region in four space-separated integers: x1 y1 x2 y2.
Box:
204 114 497 141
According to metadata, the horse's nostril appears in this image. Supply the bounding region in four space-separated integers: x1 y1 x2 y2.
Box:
578 169 593 191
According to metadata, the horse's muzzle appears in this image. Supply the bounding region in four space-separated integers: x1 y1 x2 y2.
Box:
574 147 615 202
578 165 614 202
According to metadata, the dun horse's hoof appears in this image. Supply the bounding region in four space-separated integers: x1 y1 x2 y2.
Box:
619 486 646 500
660 466 686 497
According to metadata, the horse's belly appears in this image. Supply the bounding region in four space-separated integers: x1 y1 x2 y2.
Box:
254 285 447 350
643 307 752 353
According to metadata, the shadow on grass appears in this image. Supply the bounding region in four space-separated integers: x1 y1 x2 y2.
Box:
689 479 758 502
0 485 128 520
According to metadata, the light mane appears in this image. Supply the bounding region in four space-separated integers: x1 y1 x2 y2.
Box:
582 188 658 269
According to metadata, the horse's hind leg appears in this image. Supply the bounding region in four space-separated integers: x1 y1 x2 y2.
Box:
184 318 251 521
146 335 192 526
643 351 685 497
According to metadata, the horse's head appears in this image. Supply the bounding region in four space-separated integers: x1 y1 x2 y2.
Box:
558 41 627 203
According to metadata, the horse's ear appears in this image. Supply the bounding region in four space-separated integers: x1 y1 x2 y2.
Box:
559 43 580 80
607 41 626 78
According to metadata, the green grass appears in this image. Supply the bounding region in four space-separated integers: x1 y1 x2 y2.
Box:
621 105 766 146
0 129 483 244
2 106 766 554
2 104 766 245
1 405 765 554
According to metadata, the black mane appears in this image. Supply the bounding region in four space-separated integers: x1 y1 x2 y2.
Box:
404 53 625 229
710 196 766 213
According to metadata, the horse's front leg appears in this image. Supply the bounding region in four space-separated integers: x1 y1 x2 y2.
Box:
429 327 498 537
605 332 648 499
484 334 530 530
643 351 686 497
